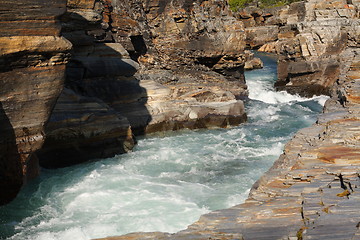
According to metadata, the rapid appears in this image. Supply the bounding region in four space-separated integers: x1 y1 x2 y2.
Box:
0 53 328 240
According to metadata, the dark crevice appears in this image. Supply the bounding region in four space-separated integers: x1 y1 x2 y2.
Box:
338 174 347 190
0 102 23 205
130 35 148 61
195 56 222 68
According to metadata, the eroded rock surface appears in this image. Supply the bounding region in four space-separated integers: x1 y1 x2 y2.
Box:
0 0 71 204
244 50 264 70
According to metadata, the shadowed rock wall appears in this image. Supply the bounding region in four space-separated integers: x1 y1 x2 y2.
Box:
0 0 71 204
37 0 138 168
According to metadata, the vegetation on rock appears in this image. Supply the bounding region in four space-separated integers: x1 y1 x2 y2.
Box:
228 0 252 11
228 0 301 11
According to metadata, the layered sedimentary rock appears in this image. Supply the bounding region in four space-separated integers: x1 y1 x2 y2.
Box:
39 0 248 167
237 0 360 97
37 88 134 168
0 0 71 204
111 0 247 79
38 12 138 166
121 0 249 133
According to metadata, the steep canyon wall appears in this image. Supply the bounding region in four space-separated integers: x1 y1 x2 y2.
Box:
0 0 71 205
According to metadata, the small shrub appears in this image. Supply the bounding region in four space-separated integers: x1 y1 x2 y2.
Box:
228 0 253 11
228 0 302 11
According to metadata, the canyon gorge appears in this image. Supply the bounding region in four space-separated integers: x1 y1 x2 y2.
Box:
1 0 360 239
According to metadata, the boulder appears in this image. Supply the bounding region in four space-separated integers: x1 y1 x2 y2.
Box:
244 50 264 70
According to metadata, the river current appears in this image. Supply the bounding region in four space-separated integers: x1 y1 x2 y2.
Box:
0 53 328 240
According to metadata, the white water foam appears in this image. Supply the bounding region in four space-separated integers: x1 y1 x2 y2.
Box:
247 75 329 105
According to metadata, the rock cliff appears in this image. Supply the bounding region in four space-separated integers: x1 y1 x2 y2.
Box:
37 0 249 167
0 0 72 204
237 0 360 97
37 0 138 167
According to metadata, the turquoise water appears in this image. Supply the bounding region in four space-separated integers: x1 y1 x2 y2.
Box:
0 53 328 240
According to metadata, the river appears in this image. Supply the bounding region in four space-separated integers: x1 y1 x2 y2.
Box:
0 53 328 240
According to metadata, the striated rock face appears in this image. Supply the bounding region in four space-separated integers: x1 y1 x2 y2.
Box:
0 0 71 204
38 0 248 167
37 88 134 168
237 0 360 97
134 70 247 134
36 0 139 167
38 32 138 167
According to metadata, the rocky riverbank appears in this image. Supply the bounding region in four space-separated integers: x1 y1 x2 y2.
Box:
94 0 360 239
238 0 360 97
1 0 359 237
